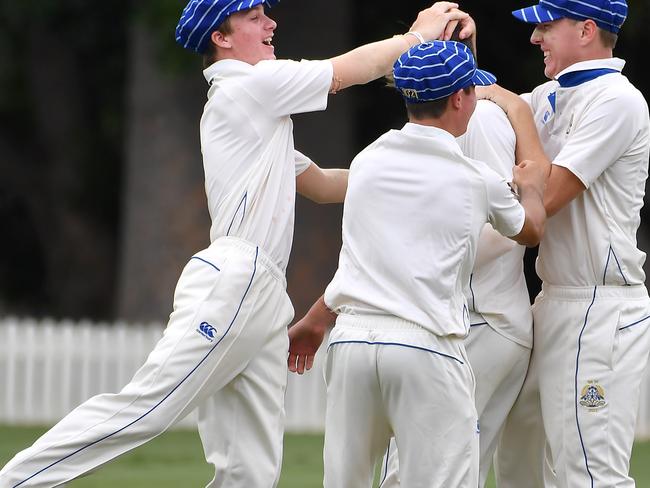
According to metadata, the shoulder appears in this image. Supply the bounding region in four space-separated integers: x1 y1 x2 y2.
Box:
468 100 513 134
254 59 332 77
583 74 649 122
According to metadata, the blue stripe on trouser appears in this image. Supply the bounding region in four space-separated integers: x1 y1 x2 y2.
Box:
574 285 597 488
328 340 464 365
378 440 391 487
13 247 259 488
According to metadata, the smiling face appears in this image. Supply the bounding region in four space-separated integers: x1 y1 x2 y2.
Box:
217 5 277 65
530 18 585 79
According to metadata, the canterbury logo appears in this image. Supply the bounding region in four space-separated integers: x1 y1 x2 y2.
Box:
197 321 217 342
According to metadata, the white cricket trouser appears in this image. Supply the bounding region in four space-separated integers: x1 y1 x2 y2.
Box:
534 284 650 488
494 341 556 488
0 237 294 488
323 314 478 488
378 317 530 488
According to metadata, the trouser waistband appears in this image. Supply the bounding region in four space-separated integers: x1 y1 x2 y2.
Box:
540 284 648 301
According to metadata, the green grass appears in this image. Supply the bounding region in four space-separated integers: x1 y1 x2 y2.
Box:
1 425 649 487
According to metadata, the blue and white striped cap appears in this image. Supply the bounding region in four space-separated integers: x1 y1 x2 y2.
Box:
176 0 280 54
512 0 627 33
393 41 496 104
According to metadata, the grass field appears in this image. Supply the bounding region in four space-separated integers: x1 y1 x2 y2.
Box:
1 425 649 487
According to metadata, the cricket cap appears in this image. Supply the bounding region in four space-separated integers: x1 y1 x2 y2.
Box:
512 0 627 34
393 40 497 104
176 0 280 54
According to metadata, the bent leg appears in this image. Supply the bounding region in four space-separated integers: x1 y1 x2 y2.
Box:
0 241 283 488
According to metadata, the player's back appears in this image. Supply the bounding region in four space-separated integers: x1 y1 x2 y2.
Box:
326 123 506 337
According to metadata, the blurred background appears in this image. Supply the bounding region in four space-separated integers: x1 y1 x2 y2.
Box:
1 0 649 325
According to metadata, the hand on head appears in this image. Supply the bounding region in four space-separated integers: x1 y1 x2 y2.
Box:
410 2 472 42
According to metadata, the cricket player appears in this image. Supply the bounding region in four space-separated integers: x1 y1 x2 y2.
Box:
0 2 474 487
288 40 547 487
378 96 534 488
480 0 650 486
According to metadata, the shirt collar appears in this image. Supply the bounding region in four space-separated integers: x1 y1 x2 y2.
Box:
203 59 255 85
401 122 458 144
554 58 625 87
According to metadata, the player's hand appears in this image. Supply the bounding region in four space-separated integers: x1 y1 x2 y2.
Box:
287 318 327 375
410 2 469 43
513 159 547 197
453 13 476 41
440 11 476 41
476 84 524 116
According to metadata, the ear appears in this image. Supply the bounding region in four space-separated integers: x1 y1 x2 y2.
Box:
211 30 231 49
449 90 464 110
579 19 598 44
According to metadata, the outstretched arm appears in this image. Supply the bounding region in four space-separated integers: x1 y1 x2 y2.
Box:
296 163 348 204
328 2 472 92
288 296 337 374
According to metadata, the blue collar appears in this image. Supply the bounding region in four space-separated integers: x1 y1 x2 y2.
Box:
556 68 618 88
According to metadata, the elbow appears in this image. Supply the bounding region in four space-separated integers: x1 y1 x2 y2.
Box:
525 222 545 247
519 220 546 247
306 192 335 205
514 213 546 247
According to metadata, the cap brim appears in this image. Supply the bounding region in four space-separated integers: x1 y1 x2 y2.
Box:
472 69 497 86
512 4 561 24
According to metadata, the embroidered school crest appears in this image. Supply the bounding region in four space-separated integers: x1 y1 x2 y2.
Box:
579 381 606 410
401 88 419 99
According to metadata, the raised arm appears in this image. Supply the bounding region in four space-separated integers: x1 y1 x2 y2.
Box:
328 2 472 92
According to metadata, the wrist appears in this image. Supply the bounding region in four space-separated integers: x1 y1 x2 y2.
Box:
404 31 425 46
518 181 544 201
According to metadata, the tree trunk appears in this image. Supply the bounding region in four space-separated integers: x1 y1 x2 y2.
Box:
116 22 209 322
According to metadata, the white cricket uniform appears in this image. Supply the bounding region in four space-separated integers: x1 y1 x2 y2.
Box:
507 58 650 488
322 122 526 488
378 101 533 488
0 58 332 488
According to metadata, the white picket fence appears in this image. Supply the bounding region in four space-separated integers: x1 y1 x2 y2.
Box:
0 318 327 433
1 317 650 439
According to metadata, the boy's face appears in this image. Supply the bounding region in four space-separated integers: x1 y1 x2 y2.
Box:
530 18 585 79
224 5 277 65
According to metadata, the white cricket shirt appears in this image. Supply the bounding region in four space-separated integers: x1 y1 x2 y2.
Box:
324 123 526 337
201 58 333 272
457 100 533 347
527 58 650 286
